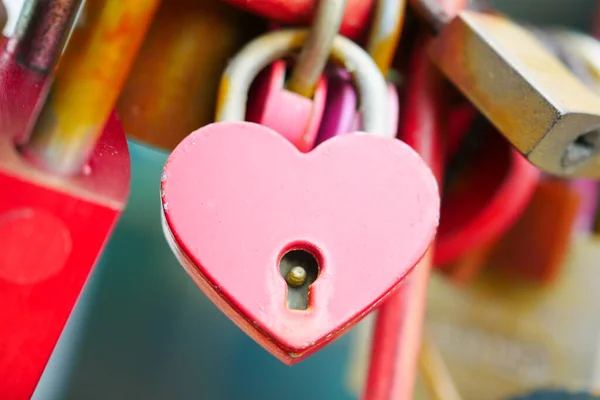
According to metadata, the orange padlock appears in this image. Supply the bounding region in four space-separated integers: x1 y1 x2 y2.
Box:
117 0 265 150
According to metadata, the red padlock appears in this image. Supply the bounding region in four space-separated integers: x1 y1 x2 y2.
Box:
0 0 158 396
221 0 375 40
0 56 130 400
435 123 540 268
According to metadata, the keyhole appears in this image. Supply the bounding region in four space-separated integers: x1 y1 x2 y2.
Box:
279 249 320 310
562 128 600 168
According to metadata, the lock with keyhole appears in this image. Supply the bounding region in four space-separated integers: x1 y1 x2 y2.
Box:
414 1 600 178
161 28 439 365
279 249 320 311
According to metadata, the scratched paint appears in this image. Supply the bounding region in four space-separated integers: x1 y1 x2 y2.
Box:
24 0 160 175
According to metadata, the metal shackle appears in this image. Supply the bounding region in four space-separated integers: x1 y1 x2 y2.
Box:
215 28 390 137
286 0 347 98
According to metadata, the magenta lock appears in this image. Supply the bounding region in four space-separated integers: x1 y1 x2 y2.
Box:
316 67 399 143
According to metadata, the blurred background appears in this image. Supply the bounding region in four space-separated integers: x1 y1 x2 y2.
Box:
2 0 598 399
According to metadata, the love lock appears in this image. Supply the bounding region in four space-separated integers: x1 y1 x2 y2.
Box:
161 29 440 364
0 0 158 397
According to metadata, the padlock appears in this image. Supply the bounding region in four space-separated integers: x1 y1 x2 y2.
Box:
246 0 346 151
492 28 600 233
421 5 600 178
0 0 158 397
117 0 265 150
221 0 375 40
161 29 440 365
424 233 600 399
538 30 600 235
443 28 600 284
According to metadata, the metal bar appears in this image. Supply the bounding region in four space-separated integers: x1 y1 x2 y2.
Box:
285 0 347 98
23 0 160 175
5 0 83 73
365 0 406 77
216 29 389 136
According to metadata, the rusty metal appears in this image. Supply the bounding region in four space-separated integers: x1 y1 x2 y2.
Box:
5 0 83 73
285 0 347 98
428 11 600 178
22 0 160 175
365 0 406 77
216 29 389 136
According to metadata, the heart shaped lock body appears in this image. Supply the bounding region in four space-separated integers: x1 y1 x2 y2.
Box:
161 122 440 364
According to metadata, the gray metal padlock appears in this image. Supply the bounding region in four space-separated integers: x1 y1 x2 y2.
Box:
412 0 600 179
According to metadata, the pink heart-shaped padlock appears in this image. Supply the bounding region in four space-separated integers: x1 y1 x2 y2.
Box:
161 121 439 364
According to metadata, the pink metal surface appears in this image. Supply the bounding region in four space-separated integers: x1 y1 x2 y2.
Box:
246 60 327 152
161 121 439 365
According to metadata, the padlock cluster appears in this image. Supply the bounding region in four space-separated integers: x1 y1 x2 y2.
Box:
2 1 600 400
